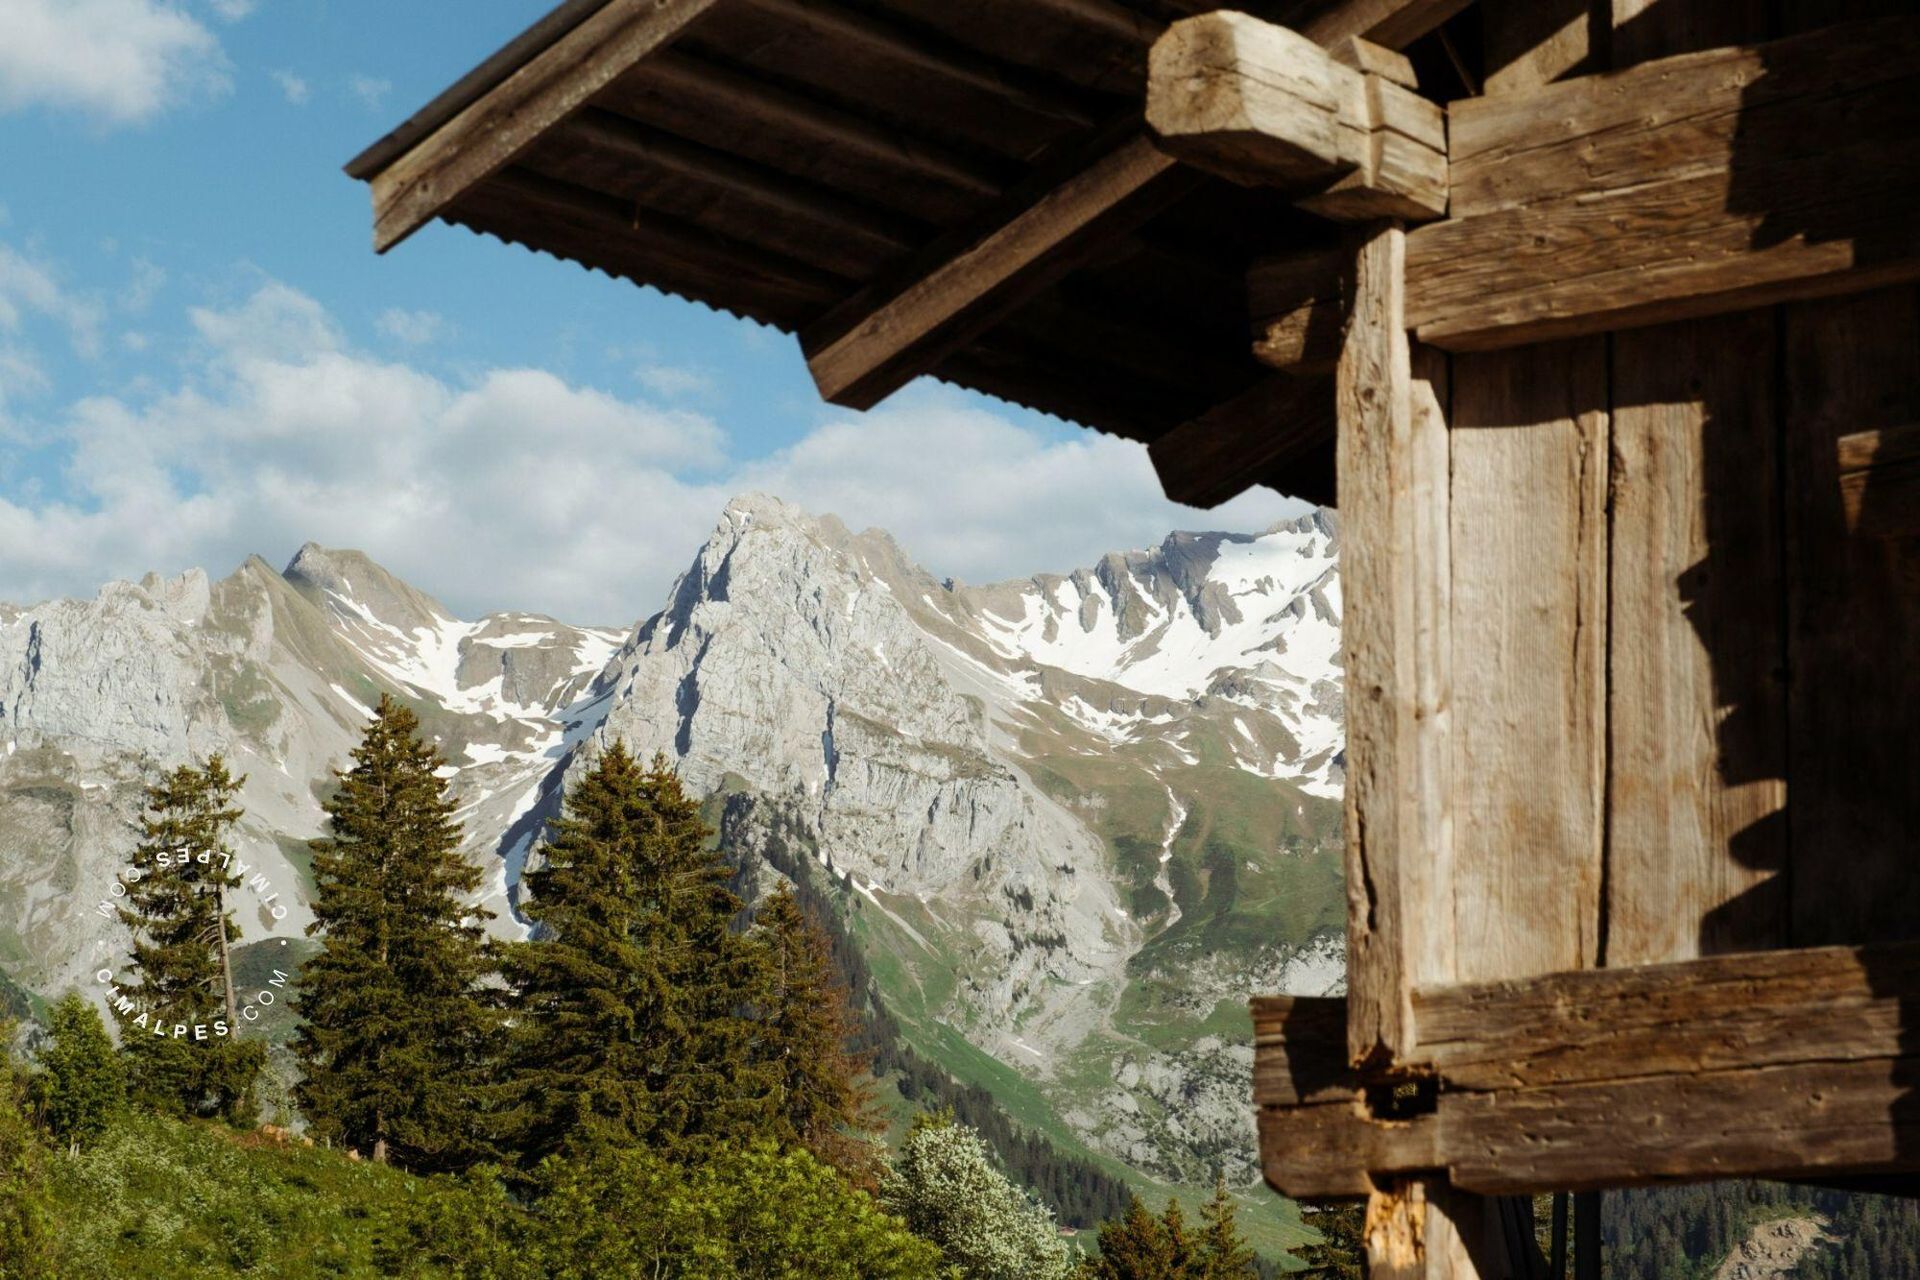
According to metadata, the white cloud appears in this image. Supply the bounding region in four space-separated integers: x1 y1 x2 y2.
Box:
736 396 1305 588
0 281 1306 623
0 0 229 126
376 307 445 347
636 363 716 400
271 69 309 105
0 243 103 356
347 74 391 111
120 258 166 313
207 0 254 18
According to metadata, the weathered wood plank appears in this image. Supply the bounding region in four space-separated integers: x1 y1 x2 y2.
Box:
1446 1055 1920 1194
1602 0 1787 968
1146 12 1446 218
1784 288 1920 946
1837 422 1920 537
1448 342 1608 983
800 131 1199 409
1258 1100 1439 1198
1405 17 1920 350
1260 942 1920 1197
1148 374 1336 509
371 0 722 253
1251 995 1358 1106
1446 1 1608 991
1288 0 1476 50
1411 940 1920 1089
1337 222 1453 1065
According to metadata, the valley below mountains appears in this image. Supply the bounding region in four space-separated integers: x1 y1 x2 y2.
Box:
0 494 1347 1201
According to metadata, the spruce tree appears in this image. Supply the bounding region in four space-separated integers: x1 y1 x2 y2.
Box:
31 994 124 1151
752 882 879 1177
1291 1201 1365 1280
1195 1175 1259 1279
117 756 264 1122
294 695 499 1171
501 743 772 1167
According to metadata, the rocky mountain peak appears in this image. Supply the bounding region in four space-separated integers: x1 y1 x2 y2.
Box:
282 542 451 638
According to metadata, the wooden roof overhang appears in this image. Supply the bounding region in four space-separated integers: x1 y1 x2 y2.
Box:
346 0 1481 511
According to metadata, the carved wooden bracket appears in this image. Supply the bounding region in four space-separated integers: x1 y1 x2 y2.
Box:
1145 11 1447 222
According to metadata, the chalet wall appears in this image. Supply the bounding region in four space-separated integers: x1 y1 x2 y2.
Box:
1436 0 1920 986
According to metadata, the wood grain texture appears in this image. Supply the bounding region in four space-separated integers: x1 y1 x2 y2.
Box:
1837 423 1920 536
1405 16 1920 350
371 0 722 252
1446 1056 1920 1194
1412 940 1920 1089
1257 1100 1439 1198
1445 0 1607 992
1338 221 1451 1065
1602 0 1787 968
1146 11 1446 218
1448 341 1608 983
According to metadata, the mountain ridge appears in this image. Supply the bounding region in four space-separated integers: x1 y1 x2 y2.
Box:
0 493 1346 1191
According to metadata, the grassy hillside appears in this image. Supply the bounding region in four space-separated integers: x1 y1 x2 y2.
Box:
39 1111 423 1278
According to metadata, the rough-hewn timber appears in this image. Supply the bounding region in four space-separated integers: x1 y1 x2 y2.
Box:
1406 16 1920 350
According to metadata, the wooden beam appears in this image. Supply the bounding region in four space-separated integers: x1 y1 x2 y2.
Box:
1148 373 1335 508
1406 16 1920 350
1338 223 1454 1067
794 0 1466 412
801 130 1200 409
370 0 721 253
1249 244 1349 375
1837 422 1920 537
1411 941 1920 1091
1291 0 1475 51
1145 12 1446 219
1258 941 1920 1197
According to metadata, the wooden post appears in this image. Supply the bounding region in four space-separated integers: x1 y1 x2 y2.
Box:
1338 220 1452 1068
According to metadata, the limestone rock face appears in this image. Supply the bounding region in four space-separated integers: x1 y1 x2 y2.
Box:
0 495 1347 1187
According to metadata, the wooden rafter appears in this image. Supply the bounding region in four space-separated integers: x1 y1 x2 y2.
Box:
1148 373 1335 508
796 0 1468 413
801 129 1201 409
371 0 724 253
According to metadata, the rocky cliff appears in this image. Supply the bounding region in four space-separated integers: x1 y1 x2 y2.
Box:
0 494 1346 1185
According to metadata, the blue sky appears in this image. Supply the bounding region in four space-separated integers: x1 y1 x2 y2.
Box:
0 0 1300 622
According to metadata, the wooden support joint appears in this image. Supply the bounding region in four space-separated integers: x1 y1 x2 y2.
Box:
1249 245 1350 376
1258 940 1920 1199
1145 11 1446 222
1837 423 1920 538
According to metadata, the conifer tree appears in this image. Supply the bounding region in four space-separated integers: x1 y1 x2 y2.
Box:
31 994 124 1151
1195 1175 1259 1279
117 756 264 1122
294 695 500 1171
1291 1201 1365 1280
501 742 773 1167
752 882 880 1177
